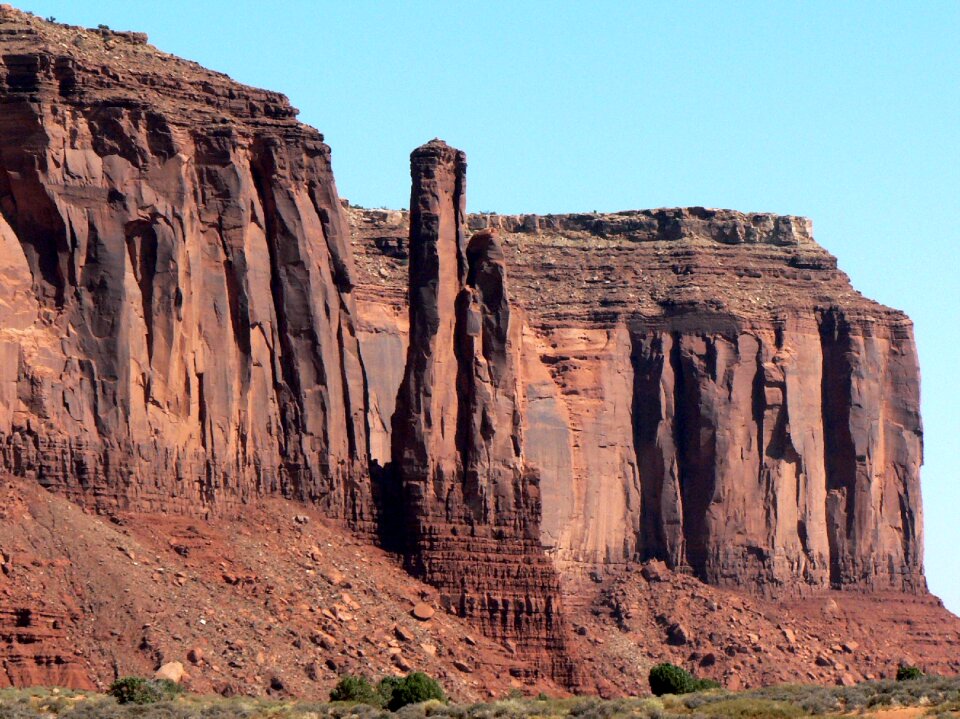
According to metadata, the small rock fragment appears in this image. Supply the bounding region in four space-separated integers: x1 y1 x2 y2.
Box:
667 623 689 646
412 602 435 621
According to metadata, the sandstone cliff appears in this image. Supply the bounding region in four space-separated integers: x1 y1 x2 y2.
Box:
0 6 938 693
0 7 370 521
353 208 924 594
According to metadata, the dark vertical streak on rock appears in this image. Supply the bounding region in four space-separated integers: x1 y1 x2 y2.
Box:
820 309 855 587
631 332 665 561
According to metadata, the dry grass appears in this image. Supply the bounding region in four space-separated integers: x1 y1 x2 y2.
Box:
0 676 958 719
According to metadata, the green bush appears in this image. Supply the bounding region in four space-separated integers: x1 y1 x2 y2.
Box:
896 665 924 681
377 675 402 706
107 676 182 705
649 663 696 696
384 671 445 710
330 675 382 706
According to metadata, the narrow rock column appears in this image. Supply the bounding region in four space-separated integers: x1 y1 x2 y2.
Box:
391 140 575 684
392 139 468 500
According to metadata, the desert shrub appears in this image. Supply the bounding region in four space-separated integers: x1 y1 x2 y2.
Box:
932 699 960 717
323 702 389 719
567 697 664 719
848 675 960 710
426 703 467 719
648 663 696 696
488 699 530 718
690 697 804 719
693 678 722 691
377 676 403 707
568 698 601 716
62 700 160 719
384 672 445 711
394 703 429 719
107 677 182 705
32 695 73 716
570 697 632 719
330 675 382 706
683 692 728 711
896 665 924 681
418 699 448 716
0 696 42 719
747 683 840 714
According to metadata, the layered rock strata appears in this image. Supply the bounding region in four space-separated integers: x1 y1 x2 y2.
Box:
390 141 573 679
0 605 90 689
0 8 370 520
0 8 934 691
352 208 924 593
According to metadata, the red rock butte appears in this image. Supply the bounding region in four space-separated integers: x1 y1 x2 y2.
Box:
0 5 956 695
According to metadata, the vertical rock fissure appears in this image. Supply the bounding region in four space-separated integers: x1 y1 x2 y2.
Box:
631 330 665 562
820 309 855 587
214 210 253 372
670 332 700 574
0 105 69 307
249 142 304 495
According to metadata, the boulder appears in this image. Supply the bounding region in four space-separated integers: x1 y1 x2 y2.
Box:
155 661 185 684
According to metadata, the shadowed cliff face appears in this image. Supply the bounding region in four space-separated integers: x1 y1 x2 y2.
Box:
627 318 922 591
0 8 370 520
390 141 574 682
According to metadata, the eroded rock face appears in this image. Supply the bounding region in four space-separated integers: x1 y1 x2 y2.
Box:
353 207 925 593
391 141 573 680
0 7 934 692
0 8 370 520
0 605 91 689
627 316 922 591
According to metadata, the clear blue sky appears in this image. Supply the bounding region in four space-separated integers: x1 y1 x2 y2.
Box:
19 1 959 612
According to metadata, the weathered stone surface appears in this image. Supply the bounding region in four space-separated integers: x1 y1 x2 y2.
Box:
0 7 942 694
353 206 924 594
0 605 91 689
155 660 185 683
0 6 370 522
391 140 574 682
411 602 435 621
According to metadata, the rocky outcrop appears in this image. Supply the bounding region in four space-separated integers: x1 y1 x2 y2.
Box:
352 207 924 594
0 7 370 521
0 7 937 694
390 141 573 680
0 605 90 689
0 9 923 595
